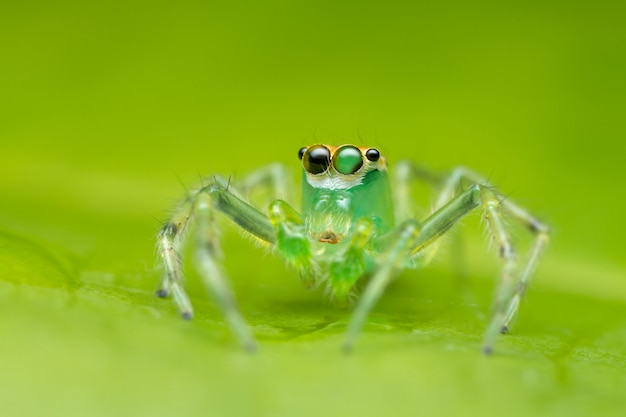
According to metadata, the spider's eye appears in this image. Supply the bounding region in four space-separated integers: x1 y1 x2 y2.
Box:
365 148 380 162
303 145 331 175
333 145 363 175
298 147 307 160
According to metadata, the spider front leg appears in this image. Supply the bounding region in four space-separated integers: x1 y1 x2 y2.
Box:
343 186 481 352
156 198 194 316
157 183 276 351
328 217 375 307
268 200 318 289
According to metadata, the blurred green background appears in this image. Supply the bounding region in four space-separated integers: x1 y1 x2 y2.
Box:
1 1 625 416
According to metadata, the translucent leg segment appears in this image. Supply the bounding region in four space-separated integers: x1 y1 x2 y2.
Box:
343 219 420 353
392 162 550 354
156 200 195 317
479 187 518 354
156 178 277 351
328 217 374 306
436 167 550 352
343 186 482 352
238 163 292 202
500 217 550 332
393 160 445 222
409 185 482 255
194 192 257 352
268 200 318 288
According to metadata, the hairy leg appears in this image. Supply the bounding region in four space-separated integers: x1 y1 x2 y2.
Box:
342 218 421 352
327 217 375 307
344 180 548 354
393 162 549 353
156 181 276 350
345 186 482 353
430 167 550 345
268 200 318 289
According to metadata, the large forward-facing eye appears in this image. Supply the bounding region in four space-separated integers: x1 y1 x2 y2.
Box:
303 145 331 175
333 145 364 175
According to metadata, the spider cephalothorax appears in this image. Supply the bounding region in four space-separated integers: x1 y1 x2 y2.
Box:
296 145 393 249
156 144 549 355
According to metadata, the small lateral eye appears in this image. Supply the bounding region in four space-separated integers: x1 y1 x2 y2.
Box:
303 145 331 175
333 145 364 175
365 148 380 162
298 147 307 160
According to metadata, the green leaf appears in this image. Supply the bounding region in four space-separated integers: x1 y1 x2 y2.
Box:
0 229 624 417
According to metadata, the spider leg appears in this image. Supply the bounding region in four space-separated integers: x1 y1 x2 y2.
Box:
392 161 454 265
393 160 445 222
342 219 421 352
393 163 549 353
268 200 318 289
497 200 550 333
478 187 519 354
157 184 275 351
327 217 375 307
343 186 481 352
237 163 292 202
156 199 195 313
431 167 550 350
406 184 520 354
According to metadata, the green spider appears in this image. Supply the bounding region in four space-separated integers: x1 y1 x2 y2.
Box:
156 144 549 354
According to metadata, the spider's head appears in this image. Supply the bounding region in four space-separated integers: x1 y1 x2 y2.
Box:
297 144 387 189
298 144 394 245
